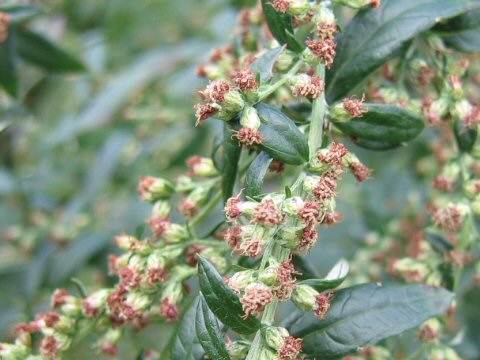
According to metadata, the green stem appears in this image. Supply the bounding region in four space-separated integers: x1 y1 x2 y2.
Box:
258 60 304 101
189 191 223 229
308 64 327 155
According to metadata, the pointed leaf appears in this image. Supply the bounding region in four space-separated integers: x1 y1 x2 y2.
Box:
196 295 230 360
326 0 480 102
256 102 309 165
251 45 286 83
285 283 454 359
0 4 42 24
245 152 273 198
299 259 349 292
15 29 85 72
0 34 18 97
198 257 261 334
433 9 480 53
453 120 477 153
222 123 242 201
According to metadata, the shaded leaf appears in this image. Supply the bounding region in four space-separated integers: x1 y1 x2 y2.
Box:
15 29 85 72
222 123 242 201
454 121 477 153
326 0 480 102
251 45 286 83
198 257 261 334
425 232 454 253
0 4 42 24
245 152 272 198
299 259 349 292
196 294 230 360
285 283 454 359
0 34 18 97
433 9 480 53
256 102 309 165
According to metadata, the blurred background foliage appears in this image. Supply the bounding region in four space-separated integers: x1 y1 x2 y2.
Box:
0 0 479 359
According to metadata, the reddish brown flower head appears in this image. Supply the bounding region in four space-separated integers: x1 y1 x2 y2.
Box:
195 103 218 126
324 211 343 225
317 22 338 40
239 236 265 258
224 226 243 252
279 336 303 360
186 245 203 266
270 0 290 13
241 284 274 317
108 286 138 324
0 13 12 43
465 106 480 129
277 260 298 283
431 206 464 230
313 174 337 202
253 199 284 226
417 67 436 86
297 225 318 252
371 0 381 8
148 216 170 237
36 311 61 329
108 255 123 275
291 76 325 99
318 143 349 166
350 162 373 182
119 266 143 288
15 322 40 335
272 282 297 301
270 160 285 173
234 68 259 90
178 199 197 217
234 127 264 147
344 95 367 117
432 175 454 192
306 38 337 68
298 202 321 225
100 342 119 356
147 267 167 285
160 298 180 322
418 324 440 342
199 80 231 103
40 336 59 358
51 288 71 308
224 197 243 220
314 292 333 319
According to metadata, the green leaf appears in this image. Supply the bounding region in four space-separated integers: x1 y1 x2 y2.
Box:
425 232 454 253
260 0 303 53
15 29 85 72
245 152 273 198
454 121 477 153
0 34 18 97
198 257 261 334
0 4 42 24
326 0 480 102
256 102 309 165
222 123 242 201
350 138 402 151
285 283 454 359
299 259 349 292
433 9 480 53
333 103 424 148
169 297 206 360
251 45 286 83
196 294 231 360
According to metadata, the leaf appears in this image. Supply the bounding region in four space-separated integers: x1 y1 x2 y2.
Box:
196 294 231 360
285 283 454 359
256 102 309 165
299 259 349 292
198 257 261 334
333 103 424 148
433 9 480 53
292 255 319 281
425 232 454 253
350 138 402 151
15 29 85 72
0 34 18 97
0 4 42 24
222 124 242 201
251 45 286 83
169 297 206 360
260 0 303 52
326 0 480 102
245 152 273 198
454 121 477 153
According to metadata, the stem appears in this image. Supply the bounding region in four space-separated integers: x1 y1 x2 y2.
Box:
308 64 327 155
189 191 223 229
258 60 304 101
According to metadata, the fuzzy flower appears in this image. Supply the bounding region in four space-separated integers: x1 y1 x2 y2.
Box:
297 202 321 225
148 216 170 237
313 173 337 202
343 95 367 117
432 175 454 192
314 292 333 319
349 162 373 182
279 337 303 359
241 283 274 317
239 234 266 258
297 225 318 252
186 156 218 177
234 68 259 90
306 38 337 68
270 0 291 13
317 22 338 40
224 226 243 253
199 80 231 102
195 103 218 125
234 127 264 147
253 199 284 226
290 75 325 99
324 211 343 225
317 143 349 166
431 205 465 230
119 266 143 288
160 298 180 322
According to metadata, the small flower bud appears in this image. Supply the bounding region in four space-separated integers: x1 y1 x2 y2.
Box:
262 326 290 351
234 68 259 91
83 289 111 317
97 328 121 356
226 269 257 293
152 200 172 219
275 50 296 72
253 199 285 226
186 156 218 177
291 284 319 311
227 340 251 360
419 318 442 342
114 233 136 251
0 343 30 359
51 289 81 317
225 196 258 220
290 74 325 99
138 176 175 202
305 38 337 68
429 346 462 360
241 283 274 317
240 106 261 130
178 185 212 217
278 226 304 249
163 223 189 243
282 197 305 216
40 333 71 358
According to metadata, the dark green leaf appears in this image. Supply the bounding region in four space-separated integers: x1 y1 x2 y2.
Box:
326 0 480 102
15 29 85 72
196 294 230 360
433 9 480 53
198 257 261 334
0 34 18 97
292 255 319 281
251 45 286 83
245 152 273 198
0 4 42 24
299 259 349 292
350 138 402 151
260 0 303 52
425 232 454 253
222 123 242 201
256 102 309 165
169 297 206 360
285 283 454 359
333 103 424 148
454 121 477 153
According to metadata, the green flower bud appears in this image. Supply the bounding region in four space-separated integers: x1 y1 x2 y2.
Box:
187 156 218 177
429 345 461 360
259 258 281 286
227 340 251 360
472 198 480 217
287 0 311 15
125 292 151 312
291 284 319 311
282 197 304 216
0 343 30 359
175 175 196 193
217 90 245 120
303 176 321 193
227 269 257 292
240 106 261 130
138 176 175 202
452 99 473 122
330 102 353 123
259 347 279 360
163 224 189 243
275 50 296 72
152 200 172 219
277 226 304 249
302 48 321 66
262 326 290 351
